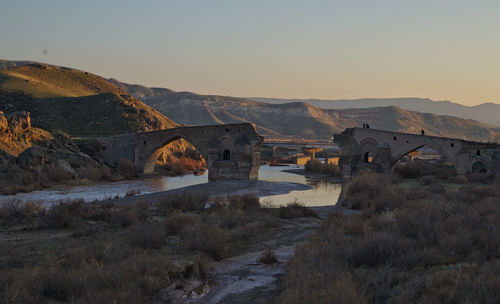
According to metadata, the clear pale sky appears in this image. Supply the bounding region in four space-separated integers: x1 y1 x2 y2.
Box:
1 0 499 105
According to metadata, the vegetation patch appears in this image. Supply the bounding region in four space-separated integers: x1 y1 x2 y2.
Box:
0 193 318 303
277 171 500 303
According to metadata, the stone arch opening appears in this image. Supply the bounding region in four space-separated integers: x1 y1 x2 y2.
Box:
223 149 231 160
363 151 372 163
394 145 456 179
359 139 378 162
143 136 207 175
472 161 487 173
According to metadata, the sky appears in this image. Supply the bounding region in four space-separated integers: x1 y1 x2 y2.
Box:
1 0 500 106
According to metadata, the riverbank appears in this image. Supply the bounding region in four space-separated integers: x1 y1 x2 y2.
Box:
0 165 342 207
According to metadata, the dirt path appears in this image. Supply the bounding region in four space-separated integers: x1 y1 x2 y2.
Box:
185 206 336 304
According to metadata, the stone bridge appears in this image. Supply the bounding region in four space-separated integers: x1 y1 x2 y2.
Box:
334 127 500 178
98 123 263 181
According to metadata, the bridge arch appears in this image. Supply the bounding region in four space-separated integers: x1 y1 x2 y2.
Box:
472 160 487 173
142 134 208 174
127 123 263 181
391 141 457 167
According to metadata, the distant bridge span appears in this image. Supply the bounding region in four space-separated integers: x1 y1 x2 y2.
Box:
334 127 500 178
262 141 339 150
98 123 263 181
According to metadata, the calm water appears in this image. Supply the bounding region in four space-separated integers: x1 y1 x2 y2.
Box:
0 165 341 207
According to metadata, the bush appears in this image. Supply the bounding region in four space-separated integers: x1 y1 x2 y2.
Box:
277 202 318 219
0 201 44 226
157 191 208 213
305 159 322 172
277 172 500 303
41 200 86 229
305 159 341 177
45 164 73 183
258 249 279 264
181 223 230 261
165 213 198 235
466 172 496 184
128 223 166 249
420 175 437 186
227 193 261 211
117 158 136 179
0 241 178 303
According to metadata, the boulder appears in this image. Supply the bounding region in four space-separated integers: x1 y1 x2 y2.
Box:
56 159 77 178
17 146 45 169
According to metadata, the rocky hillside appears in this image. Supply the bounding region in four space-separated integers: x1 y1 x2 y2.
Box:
0 63 177 136
144 92 500 141
107 78 174 99
0 111 51 161
252 97 500 128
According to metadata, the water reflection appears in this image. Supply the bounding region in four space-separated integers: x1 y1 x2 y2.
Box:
258 166 342 207
0 165 341 207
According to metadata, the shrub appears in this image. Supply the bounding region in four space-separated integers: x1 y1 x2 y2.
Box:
420 175 437 186
277 202 318 219
181 224 230 261
305 159 322 172
45 163 73 183
116 158 136 179
322 163 342 177
277 172 500 304
128 223 166 249
227 193 261 211
156 191 208 213
305 159 342 177
41 200 86 229
77 165 104 181
466 172 495 184
182 254 212 280
258 249 279 264
165 213 198 235
0 201 44 226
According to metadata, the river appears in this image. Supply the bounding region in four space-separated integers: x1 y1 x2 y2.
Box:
0 165 341 207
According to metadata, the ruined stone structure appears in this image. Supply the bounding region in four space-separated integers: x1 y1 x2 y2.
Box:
334 127 500 179
99 123 263 181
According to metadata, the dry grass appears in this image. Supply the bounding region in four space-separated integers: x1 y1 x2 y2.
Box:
0 193 318 302
156 191 208 213
394 159 456 180
277 171 500 304
276 202 318 219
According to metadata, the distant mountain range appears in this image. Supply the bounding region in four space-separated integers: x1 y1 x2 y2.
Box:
143 92 500 141
251 97 500 127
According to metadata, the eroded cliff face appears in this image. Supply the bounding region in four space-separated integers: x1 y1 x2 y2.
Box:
0 111 52 158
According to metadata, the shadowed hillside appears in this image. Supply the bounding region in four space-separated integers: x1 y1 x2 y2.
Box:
0 63 177 137
144 92 500 141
